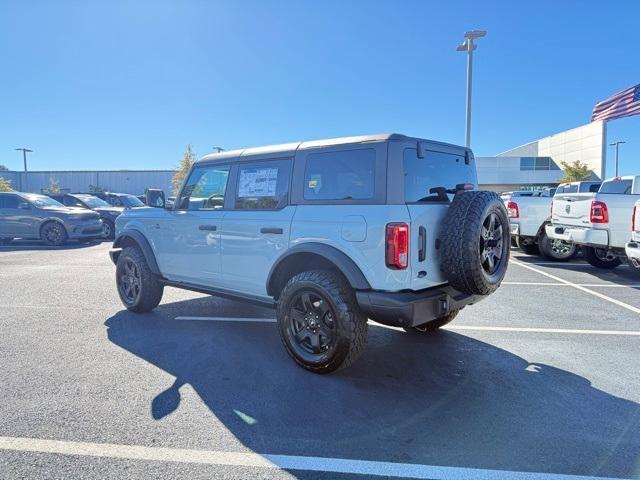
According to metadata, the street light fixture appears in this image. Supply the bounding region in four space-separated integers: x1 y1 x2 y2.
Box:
609 140 626 177
457 30 487 148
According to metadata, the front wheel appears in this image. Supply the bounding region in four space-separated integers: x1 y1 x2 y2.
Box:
116 245 164 312
538 231 577 262
40 221 68 246
583 246 621 269
276 270 367 374
403 309 460 334
101 219 115 239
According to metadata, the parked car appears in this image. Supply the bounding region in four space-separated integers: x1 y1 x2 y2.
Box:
47 193 123 239
547 176 640 269
109 133 510 373
625 199 640 271
136 195 147 205
88 192 145 209
0 192 102 245
507 182 600 260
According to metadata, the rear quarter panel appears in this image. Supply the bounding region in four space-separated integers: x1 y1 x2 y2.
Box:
596 193 640 248
508 196 552 237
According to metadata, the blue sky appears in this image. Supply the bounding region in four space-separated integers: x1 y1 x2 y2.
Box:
0 0 638 175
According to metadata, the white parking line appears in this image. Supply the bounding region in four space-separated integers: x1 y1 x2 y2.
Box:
0 435 627 480
175 316 277 323
503 281 640 288
511 260 640 315
514 261 629 267
446 326 640 336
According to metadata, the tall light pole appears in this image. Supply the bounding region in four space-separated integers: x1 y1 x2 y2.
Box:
609 141 626 177
457 30 486 148
15 147 33 172
212 146 225 153
15 147 33 192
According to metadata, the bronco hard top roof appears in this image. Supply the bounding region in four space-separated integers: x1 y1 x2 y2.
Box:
198 133 466 164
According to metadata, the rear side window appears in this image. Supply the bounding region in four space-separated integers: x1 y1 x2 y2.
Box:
0 195 19 209
235 159 291 210
63 196 85 207
404 148 475 203
599 179 632 194
303 149 375 201
587 183 601 193
179 165 230 210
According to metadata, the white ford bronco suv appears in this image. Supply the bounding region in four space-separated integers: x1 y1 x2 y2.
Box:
109 134 510 373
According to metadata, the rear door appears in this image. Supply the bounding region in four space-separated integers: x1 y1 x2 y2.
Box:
220 158 294 297
400 143 477 290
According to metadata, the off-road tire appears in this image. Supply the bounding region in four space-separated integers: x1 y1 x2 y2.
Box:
403 309 460 334
538 231 576 262
440 191 510 295
583 246 621 269
116 245 164 312
40 221 68 246
515 237 539 256
276 270 367 374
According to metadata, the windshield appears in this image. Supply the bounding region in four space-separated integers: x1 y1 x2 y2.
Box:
24 194 65 208
119 195 144 207
75 195 110 208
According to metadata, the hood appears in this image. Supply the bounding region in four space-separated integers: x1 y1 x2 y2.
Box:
94 206 124 215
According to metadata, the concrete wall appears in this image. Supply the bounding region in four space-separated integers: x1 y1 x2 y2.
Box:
0 170 176 195
498 121 607 179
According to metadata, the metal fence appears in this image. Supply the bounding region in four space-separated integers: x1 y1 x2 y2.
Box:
0 170 177 196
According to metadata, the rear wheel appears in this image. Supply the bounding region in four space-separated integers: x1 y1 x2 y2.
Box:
403 309 460 334
583 246 621 269
116 245 164 312
276 270 367 374
538 231 576 261
515 237 539 255
40 221 68 246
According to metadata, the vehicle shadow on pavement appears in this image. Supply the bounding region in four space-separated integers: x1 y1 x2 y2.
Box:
104 298 640 478
0 239 106 251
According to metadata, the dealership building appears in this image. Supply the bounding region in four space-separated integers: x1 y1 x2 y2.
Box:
476 120 607 192
0 121 608 196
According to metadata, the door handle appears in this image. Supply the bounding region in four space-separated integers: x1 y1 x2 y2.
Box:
198 224 217 231
418 226 427 262
260 227 283 234
151 223 160 230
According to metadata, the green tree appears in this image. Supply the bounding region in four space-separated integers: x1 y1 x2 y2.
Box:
0 176 13 192
172 144 196 195
559 160 590 182
0 164 8 171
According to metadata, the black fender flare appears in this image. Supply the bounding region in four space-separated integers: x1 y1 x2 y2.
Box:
112 230 161 275
266 242 371 296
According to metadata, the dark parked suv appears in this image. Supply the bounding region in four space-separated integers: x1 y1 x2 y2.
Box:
48 193 123 239
88 192 145 209
0 192 102 245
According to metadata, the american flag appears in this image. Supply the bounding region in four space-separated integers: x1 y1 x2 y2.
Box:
591 83 640 122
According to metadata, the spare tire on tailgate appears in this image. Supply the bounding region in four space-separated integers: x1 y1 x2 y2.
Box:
439 191 510 295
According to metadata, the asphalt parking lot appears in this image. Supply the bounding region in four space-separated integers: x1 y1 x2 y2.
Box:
0 242 639 479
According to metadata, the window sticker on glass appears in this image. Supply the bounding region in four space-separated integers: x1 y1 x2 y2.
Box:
238 167 278 198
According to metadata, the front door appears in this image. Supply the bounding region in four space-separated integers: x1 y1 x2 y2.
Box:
154 164 231 287
220 159 294 297
0 194 33 237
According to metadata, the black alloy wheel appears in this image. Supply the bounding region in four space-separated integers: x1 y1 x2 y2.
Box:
285 290 337 362
479 212 504 275
119 258 142 305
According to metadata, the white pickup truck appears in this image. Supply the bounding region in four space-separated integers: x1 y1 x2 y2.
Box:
507 182 600 261
546 176 640 269
625 199 640 271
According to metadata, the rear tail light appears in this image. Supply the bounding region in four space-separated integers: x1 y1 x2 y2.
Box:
386 223 409 270
633 205 637 232
590 200 609 223
507 201 519 218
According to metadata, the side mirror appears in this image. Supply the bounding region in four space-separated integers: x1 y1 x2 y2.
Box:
146 189 166 208
18 202 31 210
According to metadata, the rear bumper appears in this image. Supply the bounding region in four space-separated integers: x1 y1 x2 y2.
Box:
509 222 520 235
356 285 484 328
625 241 640 263
545 224 608 247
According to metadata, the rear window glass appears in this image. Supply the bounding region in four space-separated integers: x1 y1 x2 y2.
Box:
556 184 578 194
403 148 475 202
599 179 632 194
303 149 375 201
587 183 601 193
